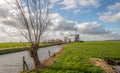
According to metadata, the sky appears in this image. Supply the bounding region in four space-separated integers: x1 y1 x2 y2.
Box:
0 0 120 42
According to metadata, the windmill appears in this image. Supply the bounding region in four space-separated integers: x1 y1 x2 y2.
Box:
70 27 80 42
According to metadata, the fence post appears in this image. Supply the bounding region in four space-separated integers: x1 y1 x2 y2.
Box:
23 56 29 71
48 50 50 57
23 56 25 71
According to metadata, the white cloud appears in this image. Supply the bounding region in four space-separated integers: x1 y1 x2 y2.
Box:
50 13 111 35
75 22 111 35
74 9 90 14
60 0 100 13
49 0 59 9
0 23 25 42
107 2 120 11
99 12 120 22
0 12 120 42
48 13 120 41
101 32 120 40
49 13 76 31
99 2 120 23
60 0 77 10
0 0 119 42
42 30 70 41
51 0 59 3
78 0 100 8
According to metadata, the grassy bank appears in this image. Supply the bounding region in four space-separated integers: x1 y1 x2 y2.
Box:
0 42 52 49
0 42 62 55
31 41 120 73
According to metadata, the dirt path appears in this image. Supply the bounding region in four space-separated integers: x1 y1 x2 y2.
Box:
91 58 117 73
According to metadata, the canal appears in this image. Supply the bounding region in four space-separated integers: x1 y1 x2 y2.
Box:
0 45 63 73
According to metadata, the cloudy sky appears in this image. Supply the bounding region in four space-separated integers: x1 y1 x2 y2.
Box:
0 0 120 42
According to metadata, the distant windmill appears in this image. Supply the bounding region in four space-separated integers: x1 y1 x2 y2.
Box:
70 27 80 42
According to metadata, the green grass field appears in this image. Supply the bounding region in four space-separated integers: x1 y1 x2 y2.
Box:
0 42 28 49
0 42 56 55
31 41 120 73
0 42 52 49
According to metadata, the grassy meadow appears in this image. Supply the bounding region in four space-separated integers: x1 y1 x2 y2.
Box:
0 42 56 55
0 42 53 49
0 42 29 49
31 41 120 73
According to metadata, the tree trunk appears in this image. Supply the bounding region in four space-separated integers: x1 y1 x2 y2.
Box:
29 44 42 68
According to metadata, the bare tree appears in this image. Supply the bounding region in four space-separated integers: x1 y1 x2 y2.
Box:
1 0 50 68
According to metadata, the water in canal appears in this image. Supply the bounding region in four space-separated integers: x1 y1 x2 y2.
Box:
113 66 120 73
0 45 63 73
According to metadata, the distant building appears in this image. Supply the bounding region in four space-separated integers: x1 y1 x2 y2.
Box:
55 39 63 44
74 34 80 42
69 38 71 42
64 36 68 43
47 39 55 43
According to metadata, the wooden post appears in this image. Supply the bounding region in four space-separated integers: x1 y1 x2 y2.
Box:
25 61 29 71
23 56 29 71
48 50 50 57
23 56 25 71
